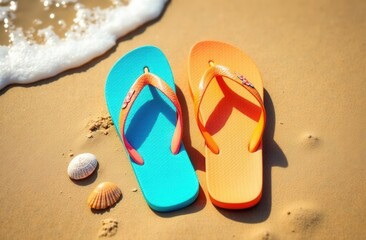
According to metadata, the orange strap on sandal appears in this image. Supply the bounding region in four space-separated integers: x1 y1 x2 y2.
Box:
193 63 266 154
119 72 183 165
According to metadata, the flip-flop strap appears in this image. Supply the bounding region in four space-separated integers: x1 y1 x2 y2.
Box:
193 64 266 153
119 72 183 165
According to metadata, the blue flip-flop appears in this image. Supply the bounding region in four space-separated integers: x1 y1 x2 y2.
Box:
105 46 199 212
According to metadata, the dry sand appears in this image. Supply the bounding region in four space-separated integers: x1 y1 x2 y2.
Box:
0 0 365 239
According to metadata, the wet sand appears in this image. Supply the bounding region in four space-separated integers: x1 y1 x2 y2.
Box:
0 0 365 239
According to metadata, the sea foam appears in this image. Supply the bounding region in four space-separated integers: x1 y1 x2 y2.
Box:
0 0 168 90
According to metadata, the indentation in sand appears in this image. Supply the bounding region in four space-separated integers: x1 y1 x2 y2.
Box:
250 229 278 240
98 218 118 238
262 231 275 240
300 133 321 149
280 203 323 239
253 231 277 240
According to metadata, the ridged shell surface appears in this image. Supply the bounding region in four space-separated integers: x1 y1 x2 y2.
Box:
67 153 98 180
88 182 122 209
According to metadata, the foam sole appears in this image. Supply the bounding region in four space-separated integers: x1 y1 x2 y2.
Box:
106 46 199 212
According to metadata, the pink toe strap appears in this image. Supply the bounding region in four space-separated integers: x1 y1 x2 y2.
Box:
119 73 183 165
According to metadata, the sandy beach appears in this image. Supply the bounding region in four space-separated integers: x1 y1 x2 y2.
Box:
0 0 365 239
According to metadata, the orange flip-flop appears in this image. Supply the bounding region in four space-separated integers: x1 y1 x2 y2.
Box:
188 41 266 209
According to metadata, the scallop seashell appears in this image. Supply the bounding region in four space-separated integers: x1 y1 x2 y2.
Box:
88 182 122 210
67 153 98 180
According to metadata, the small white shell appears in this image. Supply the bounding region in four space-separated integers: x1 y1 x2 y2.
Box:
88 182 122 209
67 153 98 180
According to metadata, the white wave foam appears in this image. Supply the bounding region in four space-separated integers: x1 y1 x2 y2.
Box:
0 0 167 90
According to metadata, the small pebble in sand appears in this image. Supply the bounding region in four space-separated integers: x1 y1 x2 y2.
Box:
69 153 74 157
98 219 118 238
131 188 138 192
87 134 93 139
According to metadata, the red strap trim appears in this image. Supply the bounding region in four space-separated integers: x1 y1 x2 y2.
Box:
193 64 266 153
